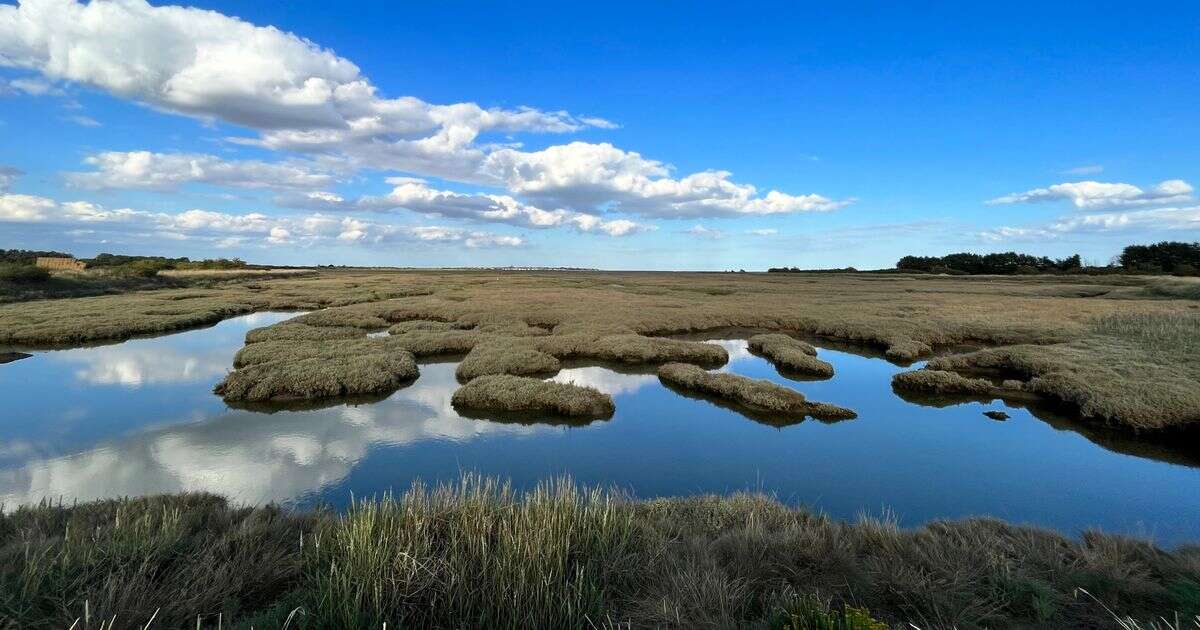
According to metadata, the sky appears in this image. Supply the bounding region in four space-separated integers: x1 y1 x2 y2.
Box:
0 0 1197 270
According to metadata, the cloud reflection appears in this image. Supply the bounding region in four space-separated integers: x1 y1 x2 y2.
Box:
0 363 548 507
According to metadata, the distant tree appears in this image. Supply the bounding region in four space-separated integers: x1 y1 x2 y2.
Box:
1118 242 1200 274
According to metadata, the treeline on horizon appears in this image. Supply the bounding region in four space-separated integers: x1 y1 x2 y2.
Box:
769 241 1200 276
0 249 249 284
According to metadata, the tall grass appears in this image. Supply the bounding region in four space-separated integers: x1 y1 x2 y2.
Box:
3 475 1199 628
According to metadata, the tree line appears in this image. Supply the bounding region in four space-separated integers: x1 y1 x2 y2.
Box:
767 242 1200 275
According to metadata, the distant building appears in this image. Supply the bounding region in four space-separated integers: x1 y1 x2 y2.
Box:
35 257 87 271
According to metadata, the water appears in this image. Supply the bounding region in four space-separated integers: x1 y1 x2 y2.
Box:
2 313 1198 545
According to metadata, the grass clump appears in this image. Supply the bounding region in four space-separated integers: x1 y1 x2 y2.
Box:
657 362 856 421
4 475 1199 629
215 351 417 402
451 374 615 418
891 369 999 397
749 333 835 378
456 339 561 381
244 322 365 343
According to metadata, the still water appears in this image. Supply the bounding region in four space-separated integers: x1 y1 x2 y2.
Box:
2 313 1198 544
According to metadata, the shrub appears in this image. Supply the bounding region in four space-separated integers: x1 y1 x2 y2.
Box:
0 263 50 284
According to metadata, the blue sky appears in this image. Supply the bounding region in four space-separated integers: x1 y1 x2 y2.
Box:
1 0 1197 269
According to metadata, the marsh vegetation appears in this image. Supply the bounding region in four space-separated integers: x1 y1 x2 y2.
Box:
2 475 1197 629
3 268 1196 433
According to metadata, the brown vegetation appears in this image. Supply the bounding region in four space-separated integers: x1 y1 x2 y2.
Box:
748 332 835 378
2 268 1197 431
3 475 1197 629
451 374 615 418
658 362 856 421
215 349 418 403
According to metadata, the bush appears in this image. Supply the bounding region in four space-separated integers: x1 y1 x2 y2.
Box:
0 263 50 284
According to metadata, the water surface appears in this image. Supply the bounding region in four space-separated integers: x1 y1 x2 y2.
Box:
2 313 1198 545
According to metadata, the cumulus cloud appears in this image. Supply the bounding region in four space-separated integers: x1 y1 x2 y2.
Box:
979 205 1200 241
482 142 852 218
0 0 843 222
277 179 655 237
68 151 337 191
0 191 523 248
987 179 1194 210
0 0 607 182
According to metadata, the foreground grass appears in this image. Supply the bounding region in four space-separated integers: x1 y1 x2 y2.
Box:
1 475 1197 629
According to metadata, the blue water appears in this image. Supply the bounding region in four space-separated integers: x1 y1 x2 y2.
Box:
1 314 1197 545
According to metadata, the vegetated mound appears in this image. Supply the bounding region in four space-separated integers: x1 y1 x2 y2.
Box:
657 362 856 421
748 333 834 378
215 351 418 402
451 374 615 418
891 369 999 397
456 340 561 381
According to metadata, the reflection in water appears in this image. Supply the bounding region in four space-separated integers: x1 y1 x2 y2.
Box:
0 363 544 506
2 323 1200 544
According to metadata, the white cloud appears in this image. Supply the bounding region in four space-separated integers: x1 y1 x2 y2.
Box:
987 179 1194 210
0 0 843 227
685 224 725 239
979 205 1200 241
0 76 62 96
0 0 606 182
746 228 778 236
1062 165 1103 176
278 179 655 237
482 142 852 218
0 165 21 191
68 151 337 191
0 191 522 248
64 114 100 127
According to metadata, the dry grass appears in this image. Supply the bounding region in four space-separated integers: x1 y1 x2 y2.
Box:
3 475 1198 629
892 369 1000 397
456 339 561 380
451 374 615 418
3 268 1196 430
920 312 1200 431
748 332 835 378
658 362 857 421
215 351 418 402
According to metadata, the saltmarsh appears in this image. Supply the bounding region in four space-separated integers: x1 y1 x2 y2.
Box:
2 268 1197 430
2 475 1197 629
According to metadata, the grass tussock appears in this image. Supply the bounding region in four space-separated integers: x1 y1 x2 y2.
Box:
215 351 417 402
451 374 615 418
748 333 835 378
658 362 856 421
456 339 561 380
3 475 1199 629
891 369 999 397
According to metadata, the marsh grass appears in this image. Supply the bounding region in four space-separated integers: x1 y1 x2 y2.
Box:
3 475 1198 629
451 374 615 418
4 269 1197 430
891 369 1000 397
657 362 856 421
215 352 418 402
456 339 561 380
748 333 835 378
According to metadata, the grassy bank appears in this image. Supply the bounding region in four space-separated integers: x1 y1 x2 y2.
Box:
1 475 1197 629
